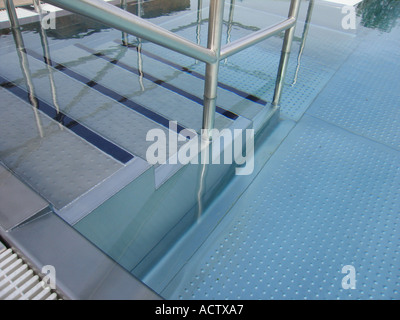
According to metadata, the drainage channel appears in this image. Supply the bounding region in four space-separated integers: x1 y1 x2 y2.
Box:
0 239 61 300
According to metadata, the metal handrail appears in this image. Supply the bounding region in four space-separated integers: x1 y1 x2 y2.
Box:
220 17 296 59
43 0 218 64
8 0 301 137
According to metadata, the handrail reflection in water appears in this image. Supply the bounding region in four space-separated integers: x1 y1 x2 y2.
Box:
33 0 63 130
5 0 44 138
43 0 301 136
292 0 314 86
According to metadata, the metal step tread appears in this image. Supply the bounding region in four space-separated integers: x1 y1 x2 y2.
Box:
0 48 185 162
0 163 48 231
48 42 234 132
92 40 266 121
0 85 124 210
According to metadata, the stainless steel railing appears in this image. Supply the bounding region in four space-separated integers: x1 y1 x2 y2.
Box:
6 0 301 138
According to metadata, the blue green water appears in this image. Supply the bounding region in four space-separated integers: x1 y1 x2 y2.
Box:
1 0 399 299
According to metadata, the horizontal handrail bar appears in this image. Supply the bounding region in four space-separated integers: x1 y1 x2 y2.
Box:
220 17 296 60
44 0 217 64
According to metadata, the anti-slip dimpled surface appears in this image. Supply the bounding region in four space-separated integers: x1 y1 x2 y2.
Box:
0 87 122 209
158 16 400 299
308 27 400 150
1 0 399 300
144 13 358 121
163 115 400 300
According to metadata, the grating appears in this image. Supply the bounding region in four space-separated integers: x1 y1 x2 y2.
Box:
0 241 61 300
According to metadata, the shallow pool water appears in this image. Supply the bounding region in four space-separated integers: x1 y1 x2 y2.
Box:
0 0 399 300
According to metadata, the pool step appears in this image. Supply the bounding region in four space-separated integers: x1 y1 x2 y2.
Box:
0 51 159 223
0 9 282 280
0 84 126 211
47 38 275 132
48 42 236 132
93 40 267 121
0 35 262 277
0 48 185 161
0 164 48 231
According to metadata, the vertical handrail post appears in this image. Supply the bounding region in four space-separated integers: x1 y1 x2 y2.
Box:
272 0 301 107
202 0 225 140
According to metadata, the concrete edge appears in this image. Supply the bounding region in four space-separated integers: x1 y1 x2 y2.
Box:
0 211 162 300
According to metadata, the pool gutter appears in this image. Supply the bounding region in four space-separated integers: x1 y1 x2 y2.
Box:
0 211 162 300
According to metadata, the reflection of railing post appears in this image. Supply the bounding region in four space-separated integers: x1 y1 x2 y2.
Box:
196 0 203 46
121 0 129 45
194 0 203 64
202 0 224 139
224 0 235 65
272 0 301 107
136 0 145 91
292 0 314 86
5 0 44 137
33 0 62 128
226 0 235 43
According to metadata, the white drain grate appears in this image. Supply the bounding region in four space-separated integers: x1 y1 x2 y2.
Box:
0 242 61 300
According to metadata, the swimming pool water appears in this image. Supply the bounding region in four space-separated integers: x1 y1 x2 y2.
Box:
0 0 399 300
